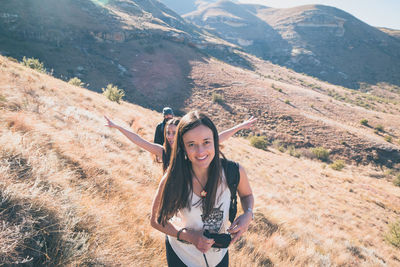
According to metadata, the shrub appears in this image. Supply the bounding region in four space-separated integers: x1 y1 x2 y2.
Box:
284 99 290 104
385 221 400 248
360 119 368 126
7 56 18 63
249 136 269 150
394 174 400 187
330 160 345 171
375 125 384 132
212 92 224 104
0 94 6 102
272 140 285 152
288 145 301 158
21 57 46 73
384 136 392 143
311 147 330 162
102 84 125 104
68 77 85 87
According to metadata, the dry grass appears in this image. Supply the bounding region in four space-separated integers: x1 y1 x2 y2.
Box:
1 55 400 266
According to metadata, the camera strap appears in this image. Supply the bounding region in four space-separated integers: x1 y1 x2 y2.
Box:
203 253 209 267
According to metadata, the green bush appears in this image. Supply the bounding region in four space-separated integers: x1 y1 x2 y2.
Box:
288 145 301 158
375 125 384 132
102 84 125 104
360 119 368 126
249 136 269 150
271 140 285 152
385 221 400 248
384 136 392 143
68 77 85 87
284 99 290 104
311 147 330 162
7 56 18 63
21 57 46 73
330 160 345 171
394 174 400 187
212 92 224 104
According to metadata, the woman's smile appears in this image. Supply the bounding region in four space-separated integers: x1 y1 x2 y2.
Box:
183 124 215 169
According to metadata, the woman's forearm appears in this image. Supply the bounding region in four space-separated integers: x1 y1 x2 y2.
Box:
114 125 163 157
240 194 254 215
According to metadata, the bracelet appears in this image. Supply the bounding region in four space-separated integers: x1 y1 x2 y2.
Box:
246 208 254 220
177 228 187 242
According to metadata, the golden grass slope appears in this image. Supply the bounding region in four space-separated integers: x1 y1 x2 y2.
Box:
0 55 399 266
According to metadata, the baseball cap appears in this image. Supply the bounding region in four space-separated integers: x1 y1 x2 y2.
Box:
162 107 174 116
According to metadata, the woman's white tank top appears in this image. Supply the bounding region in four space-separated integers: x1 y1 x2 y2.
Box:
168 172 231 267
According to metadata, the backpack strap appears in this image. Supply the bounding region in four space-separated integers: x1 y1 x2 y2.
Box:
221 158 240 223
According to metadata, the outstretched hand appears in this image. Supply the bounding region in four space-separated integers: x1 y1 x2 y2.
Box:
227 212 253 243
239 116 257 130
104 115 117 128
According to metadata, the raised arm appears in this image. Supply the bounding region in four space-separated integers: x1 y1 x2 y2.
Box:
104 115 164 158
227 165 254 243
219 116 257 143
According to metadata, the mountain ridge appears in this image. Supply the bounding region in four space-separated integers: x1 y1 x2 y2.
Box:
183 1 400 89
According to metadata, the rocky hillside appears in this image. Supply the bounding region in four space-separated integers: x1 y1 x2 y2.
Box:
1 55 400 266
1 0 400 167
0 0 247 112
184 1 400 89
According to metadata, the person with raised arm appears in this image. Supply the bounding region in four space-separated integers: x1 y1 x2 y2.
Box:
104 115 256 172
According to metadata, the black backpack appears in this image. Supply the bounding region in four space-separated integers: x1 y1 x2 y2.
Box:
221 158 240 223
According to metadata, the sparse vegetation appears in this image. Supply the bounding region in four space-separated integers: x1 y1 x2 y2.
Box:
249 136 269 150
360 119 369 126
385 221 400 248
68 77 85 87
102 84 125 104
375 125 385 132
284 99 290 104
330 160 345 171
7 56 18 63
272 140 285 152
288 145 301 158
311 147 330 162
0 94 6 102
21 57 47 73
272 83 283 92
394 174 400 187
212 92 224 104
384 135 393 143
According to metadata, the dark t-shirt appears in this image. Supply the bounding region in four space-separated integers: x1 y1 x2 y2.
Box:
154 120 167 145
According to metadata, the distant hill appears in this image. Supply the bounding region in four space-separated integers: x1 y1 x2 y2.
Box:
184 1 400 89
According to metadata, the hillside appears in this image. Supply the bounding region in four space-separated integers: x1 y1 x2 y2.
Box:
181 52 400 168
184 1 400 89
0 0 245 112
1 57 400 266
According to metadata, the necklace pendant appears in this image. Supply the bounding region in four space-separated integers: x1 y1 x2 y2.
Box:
200 190 207 198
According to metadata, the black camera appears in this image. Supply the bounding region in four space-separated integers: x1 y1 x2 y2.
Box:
203 230 231 248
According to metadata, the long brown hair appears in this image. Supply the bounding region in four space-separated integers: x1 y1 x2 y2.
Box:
157 111 222 226
162 118 180 172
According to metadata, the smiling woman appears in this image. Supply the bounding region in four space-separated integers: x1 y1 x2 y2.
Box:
150 111 254 267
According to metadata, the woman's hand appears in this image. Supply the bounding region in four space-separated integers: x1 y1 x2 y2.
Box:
185 229 215 253
238 116 257 130
227 211 253 243
104 115 118 129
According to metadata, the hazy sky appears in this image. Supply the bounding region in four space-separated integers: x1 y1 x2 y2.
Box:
238 0 400 29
